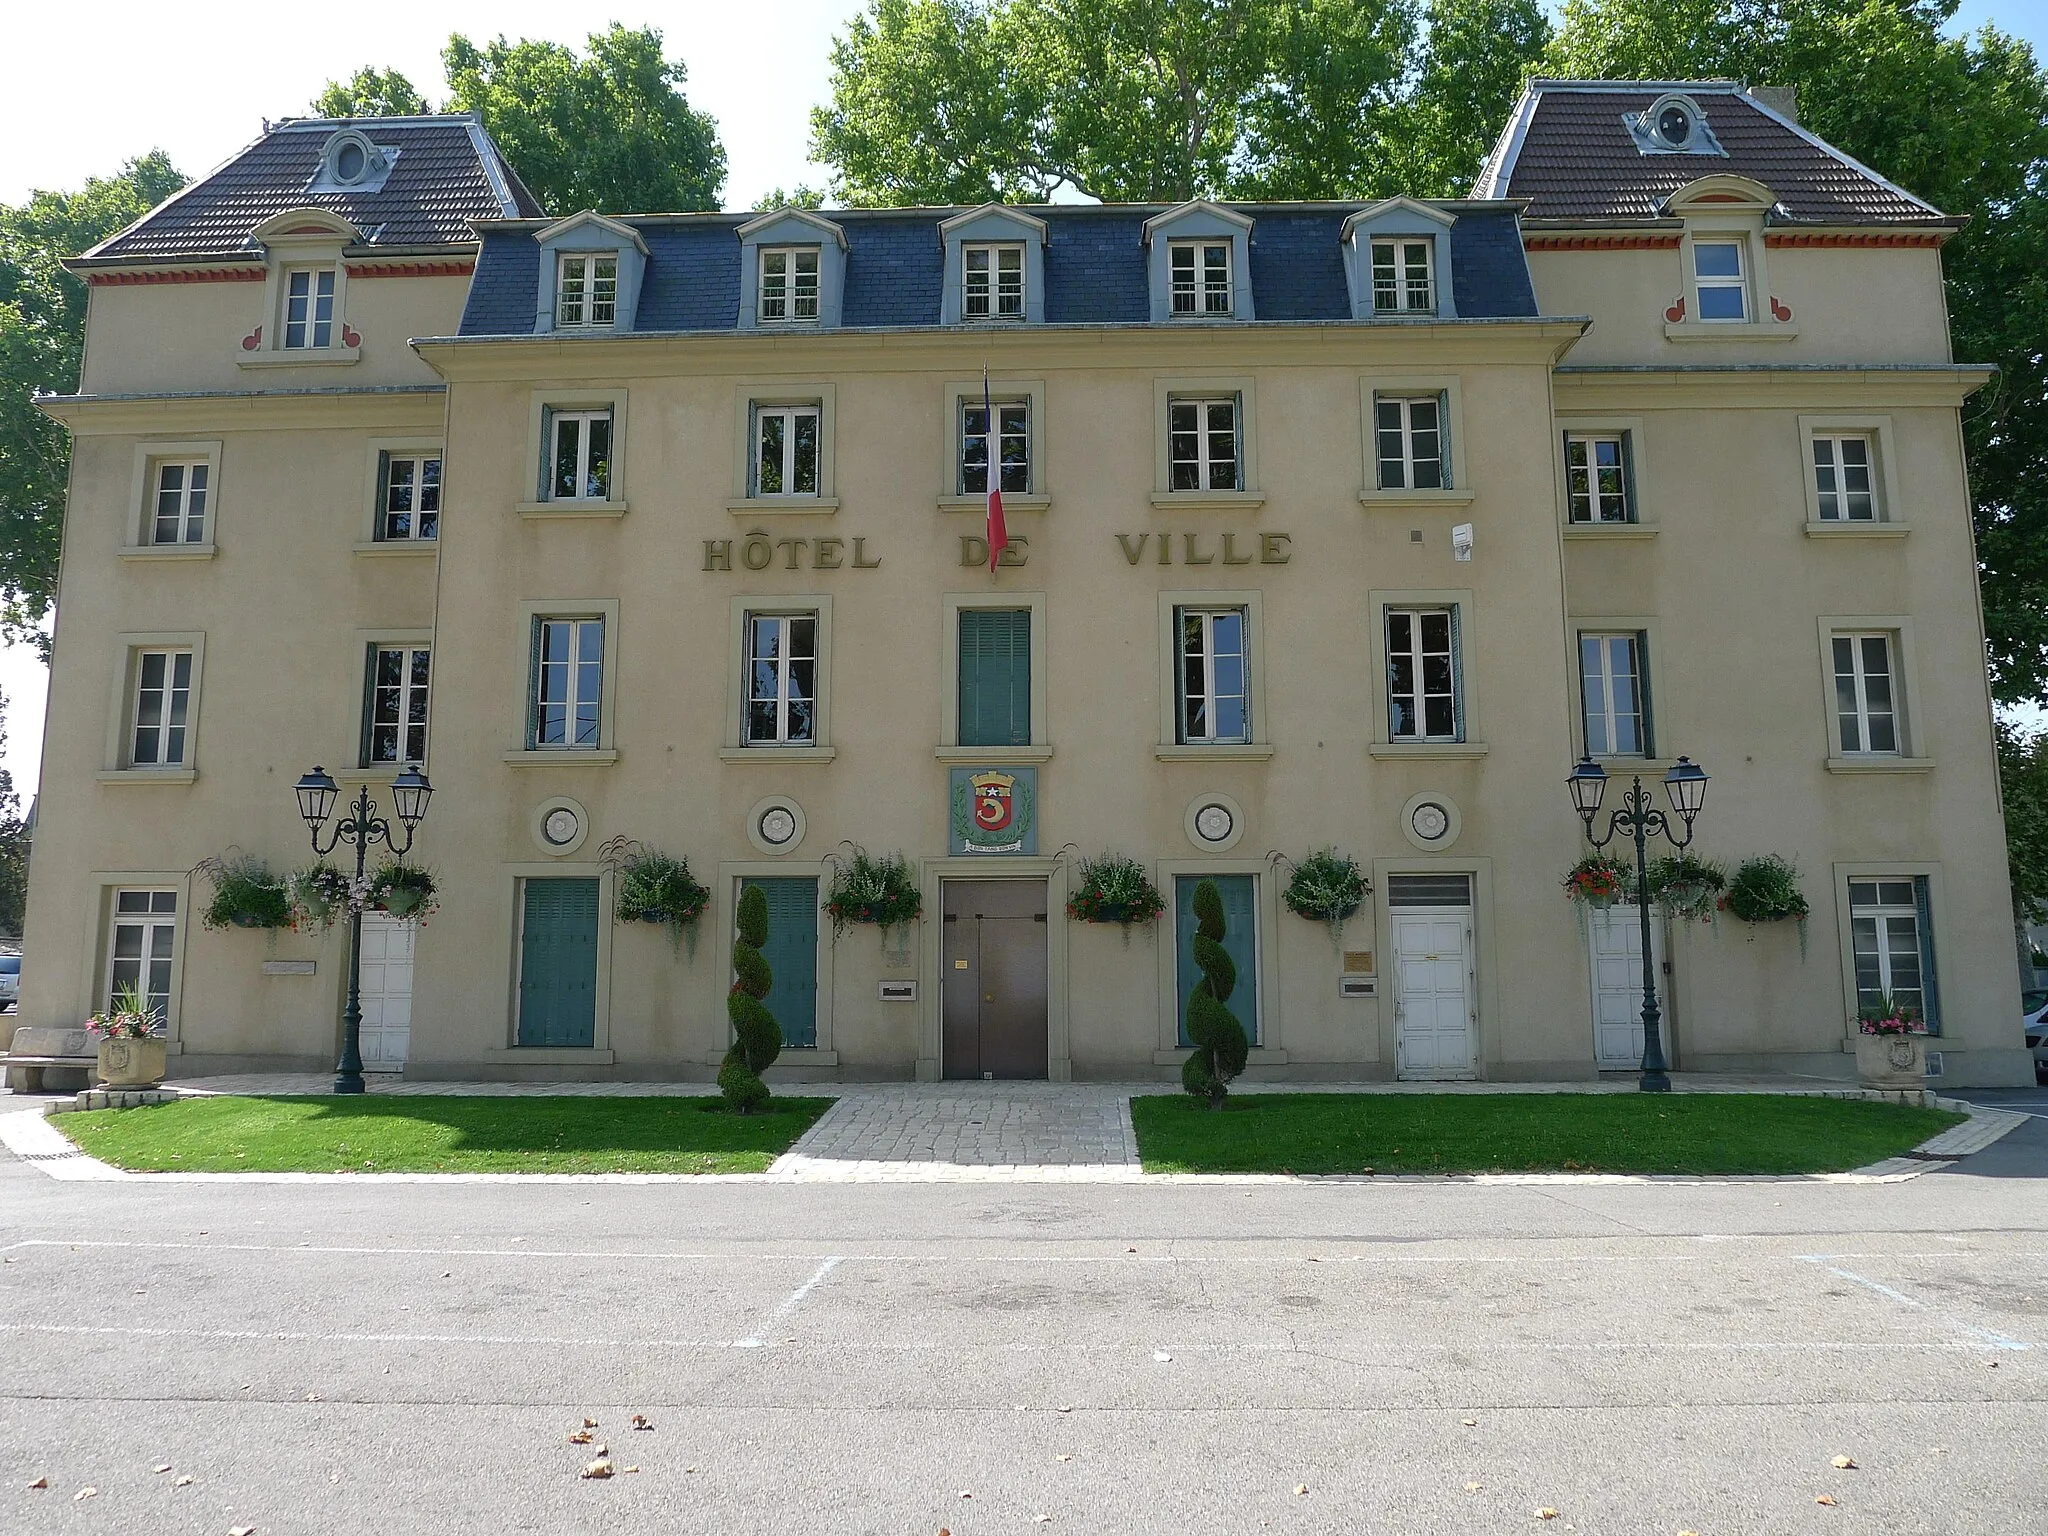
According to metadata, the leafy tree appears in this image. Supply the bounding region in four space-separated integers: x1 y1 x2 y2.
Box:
1998 720 2048 926
0 690 25 937
312 66 430 118
758 186 828 211
720 884 781 1112
1396 0 1553 193
0 152 185 656
1181 879 1249 1109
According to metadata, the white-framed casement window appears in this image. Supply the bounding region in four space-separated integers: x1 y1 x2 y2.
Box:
1168 396 1241 492
546 408 613 502
129 649 194 767
1579 631 1651 757
963 243 1025 320
282 266 337 349
529 617 605 751
1371 238 1434 314
1848 877 1933 1021
753 404 823 497
556 253 618 329
1169 241 1233 315
1385 607 1461 742
1692 238 1749 322
1564 433 1633 523
758 247 820 323
377 452 441 541
962 399 1029 495
1176 606 1251 745
147 460 210 545
1833 632 1900 756
363 644 431 766
1376 395 1447 491
1813 434 1878 522
744 611 819 747
106 889 177 1019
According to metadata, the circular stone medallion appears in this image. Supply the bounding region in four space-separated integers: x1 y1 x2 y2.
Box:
759 806 797 846
543 807 581 846
1194 803 1235 843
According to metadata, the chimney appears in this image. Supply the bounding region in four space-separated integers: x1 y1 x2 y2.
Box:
1748 85 1798 124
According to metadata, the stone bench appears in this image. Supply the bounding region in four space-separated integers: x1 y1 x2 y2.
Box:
3 1026 96 1093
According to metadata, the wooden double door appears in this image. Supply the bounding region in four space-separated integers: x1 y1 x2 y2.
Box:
941 879 1049 1079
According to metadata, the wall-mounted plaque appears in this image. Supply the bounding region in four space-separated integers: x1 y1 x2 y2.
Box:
948 766 1038 855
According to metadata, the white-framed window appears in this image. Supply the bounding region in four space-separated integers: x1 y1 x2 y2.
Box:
530 617 604 750
1376 395 1446 491
1564 433 1632 523
1833 633 1899 755
758 247 820 323
962 400 1029 495
283 266 336 349
377 452 440 541
148 461 209 545
753 404 822 496
1168 396 1240 491
744 612 818 746
107 889 177 1020
1579 632 1649 757
964 243 1024 320
1371 238 1434 314
130 649 193 766
1169 241 1232 315
1813 434 1877 522
1849 878 1930 1020
556 253 618 329
1176 606 1250 745
1386 608 1459 741
547 409 613 502
364 644 431 766
1692 238 1748 322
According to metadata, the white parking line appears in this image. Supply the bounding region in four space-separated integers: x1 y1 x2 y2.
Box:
736 1254 844 1347
1797 1255 2032 1351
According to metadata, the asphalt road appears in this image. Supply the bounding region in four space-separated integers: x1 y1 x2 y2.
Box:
2 1100 2043 1535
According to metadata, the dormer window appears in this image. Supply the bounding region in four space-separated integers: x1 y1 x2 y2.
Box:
283 267 336 349
1170 241 1233 315
964 243 1024 320
1371 239 1434 314
308 129 399 194
1692 238 1748 321
1626 93 1724 156
759 248 820 323
557 254 617 329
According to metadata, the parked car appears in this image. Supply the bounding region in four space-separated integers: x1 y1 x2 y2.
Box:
2024 989 2048 1081
0 955 18 1011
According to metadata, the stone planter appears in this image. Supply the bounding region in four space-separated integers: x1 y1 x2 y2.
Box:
96 1037 167 1089
1855 1032 1927 1089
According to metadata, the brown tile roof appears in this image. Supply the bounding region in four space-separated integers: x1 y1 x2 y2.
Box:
85 116 544 262
1478 82 1945 225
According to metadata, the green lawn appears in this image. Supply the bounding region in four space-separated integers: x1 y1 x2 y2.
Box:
60 1094 834 1174
1128 1092 1963 1175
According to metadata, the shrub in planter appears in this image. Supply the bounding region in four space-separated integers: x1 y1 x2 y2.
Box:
1721 855 1810 923
1646 853 1725 924
368 863 440 923
824 847 922 945
1856 992 1926 1036
288 863 353 934
1281 848 1369 945
1066 852 1165 930
196 854 292 931
1561 853 1630 909
1181 879 1249 1110
614 849 710 950
720 884 781 1113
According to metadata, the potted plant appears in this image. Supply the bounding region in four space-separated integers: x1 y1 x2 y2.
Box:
613 848 710 952
824 846 922 948
1721 854 1810 955
1066 852 1165 933
86 983 167 1088
1562 853 1630 909
288 863 354 934
196 854 292 931
368 863 440 923
1646 852 1725 924
1280 848 1370 946
1854 993 1929 1088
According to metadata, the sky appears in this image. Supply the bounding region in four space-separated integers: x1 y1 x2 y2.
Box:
0 0 2045 796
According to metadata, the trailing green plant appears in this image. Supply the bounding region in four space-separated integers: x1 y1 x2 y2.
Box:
1066 852 1164 928
1181 879 1249 1111
1561 852 1630 908
720 884 781 1113
1646 853 1725 924
196 854 291 932
286 864 353 934
1721 855 1810 924
824 846 922 943
1281 848 1369 945
614 848 710 949
368 863 439 923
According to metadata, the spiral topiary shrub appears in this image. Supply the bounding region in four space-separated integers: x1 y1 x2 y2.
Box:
1181 879 1250 1110
720 885 782 1113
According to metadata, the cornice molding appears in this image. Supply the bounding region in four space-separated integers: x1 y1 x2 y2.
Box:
1764 230 1948 249
87 266 265 286
1523 233 1681 251
1552 364 1993 411
38 385 446 434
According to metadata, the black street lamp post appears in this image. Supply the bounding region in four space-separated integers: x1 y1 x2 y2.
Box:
294 764 433 1094
1566 755 1709 1093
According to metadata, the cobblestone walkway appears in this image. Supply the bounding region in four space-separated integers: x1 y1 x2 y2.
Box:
772 1083 1139 1179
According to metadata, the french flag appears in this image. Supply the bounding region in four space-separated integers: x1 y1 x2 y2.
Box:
984 371 1008 573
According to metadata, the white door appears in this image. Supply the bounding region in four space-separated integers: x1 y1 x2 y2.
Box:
1393 911 1475 1078
1588 905 1667 1068
358 913 414 1070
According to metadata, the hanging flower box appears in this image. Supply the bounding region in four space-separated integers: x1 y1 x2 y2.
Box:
1066 853 1165 927
824 847 922 942
368 863 440 923
1561 853 1630 909
196 854 292 931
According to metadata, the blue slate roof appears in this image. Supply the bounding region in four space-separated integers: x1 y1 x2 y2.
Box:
457 202 1539 336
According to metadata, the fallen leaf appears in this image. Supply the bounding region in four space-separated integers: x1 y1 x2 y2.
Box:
624 1466 640 1474
568 1431 593 1445
583 1417 599 1428
594 1445 608 1457
231 1526 257 1535
580 1459 614 1480
27 1477 46 1490
175 1475 195 1487
1126 1247 1137 1253
1461 1417 1478 1426
153 1463 172 1473
1037 1518 1052 1525
442 1271 451 1278
1536 1509 1558 1521
1057 1454 1073 1462
1295 1484 1309 1495
1153 1351 1172 1362
1815 1494 1838 1506
960 1490 973 1498
1831 1456 1857 1470
1464 1482 1482 1493
631 1415 654 1431
304 1392 321 1402
1057 1405 1072 1413
1987 1359 1999 1368
1680 1530 1701 1535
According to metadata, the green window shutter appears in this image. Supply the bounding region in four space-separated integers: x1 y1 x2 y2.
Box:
740 877 820 1048
358 645 379 768
373 452 392 539
1636 630 1655 758
525 617 543 749
1437 389 1453 490
517 877 599 1047
958 608 1031 747
1914 875 1941 1032
1448 604 1466 742
1173 874 1259 1047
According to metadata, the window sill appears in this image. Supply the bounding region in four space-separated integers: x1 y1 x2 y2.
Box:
481 1047 616 1065
1826 756 1934 774
352 540 439 556
1154 1047 1288 1066
1153 744 1275 761
1358 490 1474 509
1368 741 1488 759
717 746 838 764
1663 321 1799 342
516 500 628 518
1563 523 1658 540
118 543 217 561
97 769 197 785
1149 491 1265 510
726 497 840 515
1805 521 1908 539
938 495 1050 514
236 346 361 368
501 749 619 767
934 745 1054 764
